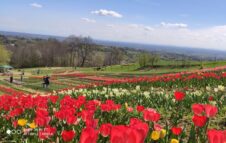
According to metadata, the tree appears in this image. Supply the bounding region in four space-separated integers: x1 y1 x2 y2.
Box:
64 36 81 67
149 54 160 67
138 53 160 67
103 47 124 66
0 44 11 64
138 53 150 67
77 37 94 67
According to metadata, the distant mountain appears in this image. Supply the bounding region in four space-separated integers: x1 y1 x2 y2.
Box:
96 40 226 60
0 31 65 41
1 30 226 60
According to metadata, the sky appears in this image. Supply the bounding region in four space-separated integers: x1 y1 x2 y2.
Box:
0 0 226 50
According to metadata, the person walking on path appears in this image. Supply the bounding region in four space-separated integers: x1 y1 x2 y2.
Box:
45 75 50 88
42 76 46 88
20 71 24 82
42 75 50 88
10 74 13 83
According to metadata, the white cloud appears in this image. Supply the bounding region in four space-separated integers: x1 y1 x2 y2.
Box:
91 9 123 18
30 3 43 8
144 26 154 31
127 24 154 32
1 15 226 50
161 22 188 28
81 18 96 23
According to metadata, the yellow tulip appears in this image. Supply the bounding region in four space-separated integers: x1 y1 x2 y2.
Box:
171 139 179 143
151 131 160 140
125 102 128 108
160 129 166 138
18 119 27 127
29 122 37 129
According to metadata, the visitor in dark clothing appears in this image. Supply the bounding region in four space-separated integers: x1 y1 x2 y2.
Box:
42 75 50 88
43 76 46 88
10 75 13 83
45 76 50 88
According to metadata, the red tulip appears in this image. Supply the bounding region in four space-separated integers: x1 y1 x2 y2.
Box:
49 95 59 104
110 125 145 143
129 118 149 141
208 96 214 101
204 104 218 118
100 100 121 112
80 127 98 143
110 125 126 143
100 123 112 137
85 119 98 128
143 108 160 122
171 127 182 135
207 129 226 143
136 105 145 112
35 116 51 127
9 108 24 118
62 130 76 142
38 127 56 140
81 110 94 122
192 115 207 127
127 107 134 112
13 120 18 128
174 91 185 101
154 123 162 131
192 104 205 115
66 116 77 125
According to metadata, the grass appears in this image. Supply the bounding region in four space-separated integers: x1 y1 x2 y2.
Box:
87 60 226 75
202 60 226 67
1 60 226 94
0 80 33 93
23 82 68 92
19 60 226 76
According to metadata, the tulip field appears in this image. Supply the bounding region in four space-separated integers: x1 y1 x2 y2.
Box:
0 66 226 143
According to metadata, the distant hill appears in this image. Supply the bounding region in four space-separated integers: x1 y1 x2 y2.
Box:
1 30 226 60
96 40 226 60
0 31 65 41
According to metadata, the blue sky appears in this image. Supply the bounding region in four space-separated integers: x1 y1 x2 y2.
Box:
1 0 226 50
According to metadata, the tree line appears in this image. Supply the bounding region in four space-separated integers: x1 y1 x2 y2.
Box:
0 35 131 68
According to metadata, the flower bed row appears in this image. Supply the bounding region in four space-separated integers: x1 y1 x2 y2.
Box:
0 92 225 142
0 66 226 142
80 76 126 82
0 78 225 142
57 70 226 94
0 85 24 96
52 73 88 78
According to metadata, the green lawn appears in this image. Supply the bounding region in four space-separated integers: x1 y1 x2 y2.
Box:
77 60 226 75
23 82 68 92
1 60 226 94
19 60 226 76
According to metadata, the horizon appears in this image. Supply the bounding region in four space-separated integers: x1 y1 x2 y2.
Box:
2 30 226 53
1 0 226 50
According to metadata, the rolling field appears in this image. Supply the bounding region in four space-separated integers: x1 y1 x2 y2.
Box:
0 61 225 143
1 60 226 95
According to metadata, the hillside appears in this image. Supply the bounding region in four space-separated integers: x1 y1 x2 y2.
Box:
1 31 226 61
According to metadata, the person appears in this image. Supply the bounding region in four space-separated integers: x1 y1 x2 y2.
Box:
45 75 50 88
20 74 23 82
10 74 13 83
37 69 40 75
42 76 46 88
21 71 24 81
